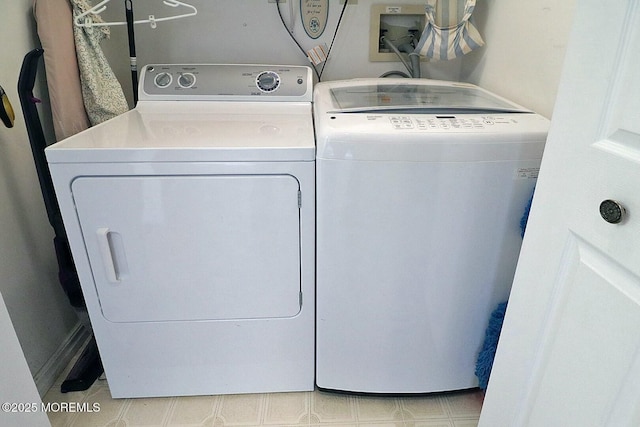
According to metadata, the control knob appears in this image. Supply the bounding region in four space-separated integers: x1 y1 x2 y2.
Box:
154 72 172 88
178 72 196 88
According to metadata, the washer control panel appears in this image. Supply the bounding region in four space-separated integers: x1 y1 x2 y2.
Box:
388 115 518 130
140 64 312 101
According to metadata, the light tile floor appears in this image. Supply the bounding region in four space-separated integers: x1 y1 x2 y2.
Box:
44 364 484 427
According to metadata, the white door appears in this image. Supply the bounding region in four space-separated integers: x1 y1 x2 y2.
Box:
479 1 640 426
0 292 50 427
71 174 302 323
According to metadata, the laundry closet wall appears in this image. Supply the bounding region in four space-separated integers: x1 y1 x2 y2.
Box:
99 0 464 103
100 0 576 119
464 0 577 118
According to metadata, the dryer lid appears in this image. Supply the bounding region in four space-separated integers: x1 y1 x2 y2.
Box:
45 102 315 163
323 79 531 114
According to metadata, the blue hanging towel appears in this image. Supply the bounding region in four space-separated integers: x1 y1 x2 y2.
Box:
520 187 535 238
475 301 508 390
475 189 536 389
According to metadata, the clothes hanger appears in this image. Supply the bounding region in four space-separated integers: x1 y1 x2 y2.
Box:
73 0 197 106
74 0 198 29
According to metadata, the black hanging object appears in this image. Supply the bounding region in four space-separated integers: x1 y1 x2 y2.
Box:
125 0 138 105
18 48 103 392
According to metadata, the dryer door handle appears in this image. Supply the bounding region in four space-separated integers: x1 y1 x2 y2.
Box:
96 228 121 283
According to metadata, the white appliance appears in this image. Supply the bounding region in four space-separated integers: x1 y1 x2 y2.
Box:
45 64 315 398
314 78 550 394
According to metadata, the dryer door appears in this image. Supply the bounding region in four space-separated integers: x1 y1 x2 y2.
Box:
71 174 301 322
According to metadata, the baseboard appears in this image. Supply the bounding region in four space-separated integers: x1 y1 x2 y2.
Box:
33 322 90 397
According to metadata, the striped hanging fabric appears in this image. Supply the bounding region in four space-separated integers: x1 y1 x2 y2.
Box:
414 0 484 60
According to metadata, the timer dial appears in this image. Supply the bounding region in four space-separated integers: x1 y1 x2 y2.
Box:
256 71 281 92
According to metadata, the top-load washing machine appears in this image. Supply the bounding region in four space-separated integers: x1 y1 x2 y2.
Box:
45 64 315 398
314 78 550 394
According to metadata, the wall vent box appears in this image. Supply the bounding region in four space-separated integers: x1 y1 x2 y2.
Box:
369 4 425 62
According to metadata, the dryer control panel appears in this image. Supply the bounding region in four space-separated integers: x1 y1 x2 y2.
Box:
139 64 313 102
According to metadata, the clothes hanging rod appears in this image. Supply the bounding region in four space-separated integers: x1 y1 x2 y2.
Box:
74 0 197 29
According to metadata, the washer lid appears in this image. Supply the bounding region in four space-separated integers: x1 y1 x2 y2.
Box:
319 78 531 114
314 79 550 162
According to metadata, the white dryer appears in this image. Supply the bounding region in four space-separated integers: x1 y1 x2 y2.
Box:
46 64 315 398
314 78 550 394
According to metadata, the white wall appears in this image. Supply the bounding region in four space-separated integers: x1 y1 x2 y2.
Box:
0 0 78 389
99 0 464 105
463 0 577 118
98 1 575 118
